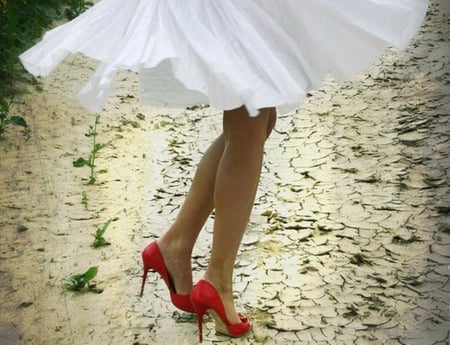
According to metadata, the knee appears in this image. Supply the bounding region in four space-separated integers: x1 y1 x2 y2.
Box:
223 106 276 145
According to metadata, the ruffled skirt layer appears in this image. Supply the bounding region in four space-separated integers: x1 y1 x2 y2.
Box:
20 0 429 115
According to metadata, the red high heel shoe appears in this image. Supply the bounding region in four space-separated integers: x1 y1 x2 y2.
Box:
140 241 194 313
190 279 251 342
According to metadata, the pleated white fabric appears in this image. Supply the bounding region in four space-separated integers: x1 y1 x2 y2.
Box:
19 0 429 116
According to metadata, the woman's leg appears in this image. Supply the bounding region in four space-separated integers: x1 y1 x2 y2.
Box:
158 134 225 295
158 106 276 313
204 106 276 323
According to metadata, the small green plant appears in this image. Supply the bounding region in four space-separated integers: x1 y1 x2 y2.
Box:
63 266 98 292
0 98 29 138
91 219 112 248
73 114 111 185
81 191 88 210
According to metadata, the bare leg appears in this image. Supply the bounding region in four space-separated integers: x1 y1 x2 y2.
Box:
204 106 276 323
158 106 276 313
158 134 225 295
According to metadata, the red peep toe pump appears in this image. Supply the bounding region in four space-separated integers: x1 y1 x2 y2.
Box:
140 241 194 313
190 279 251 342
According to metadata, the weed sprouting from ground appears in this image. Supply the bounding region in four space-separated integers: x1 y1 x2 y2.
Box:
81 191 88 210
73 114 111 185
0 98 29 139
91 219 112 248
63 266 99 292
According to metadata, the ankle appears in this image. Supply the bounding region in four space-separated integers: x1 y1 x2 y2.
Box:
158 229 193 258
202 273 233 296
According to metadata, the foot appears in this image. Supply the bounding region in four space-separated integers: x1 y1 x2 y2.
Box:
202 276 242 324
157 235 193 295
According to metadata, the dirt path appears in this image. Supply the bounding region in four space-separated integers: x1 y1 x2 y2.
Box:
1 1 449 344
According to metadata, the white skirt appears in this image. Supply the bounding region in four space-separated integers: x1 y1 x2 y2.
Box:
20 0 429 116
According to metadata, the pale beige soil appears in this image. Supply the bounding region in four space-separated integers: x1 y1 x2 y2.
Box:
1 1 449 345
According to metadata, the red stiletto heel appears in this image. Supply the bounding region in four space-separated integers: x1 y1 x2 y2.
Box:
140 241 194 313
190 279 251 342
193 305 207 342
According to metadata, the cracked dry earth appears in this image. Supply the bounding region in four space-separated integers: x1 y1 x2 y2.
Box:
1 0 449 344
